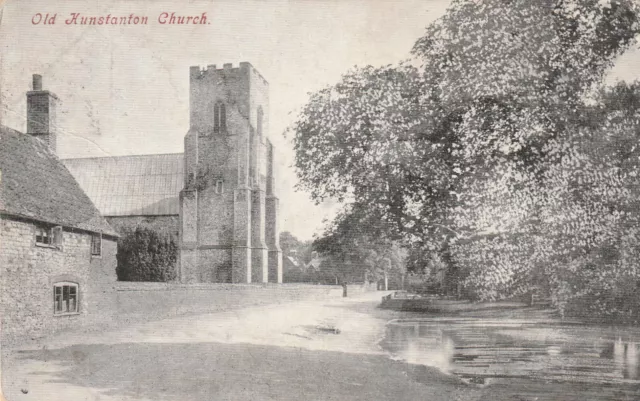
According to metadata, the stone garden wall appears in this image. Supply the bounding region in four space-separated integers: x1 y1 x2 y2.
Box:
112 282 369 323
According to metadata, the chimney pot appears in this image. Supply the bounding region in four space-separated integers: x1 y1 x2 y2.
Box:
33 74 42 91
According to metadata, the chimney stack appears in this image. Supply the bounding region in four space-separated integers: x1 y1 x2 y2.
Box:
27 74 58 154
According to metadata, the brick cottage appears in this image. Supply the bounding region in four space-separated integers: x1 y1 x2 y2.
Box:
0 76 119 342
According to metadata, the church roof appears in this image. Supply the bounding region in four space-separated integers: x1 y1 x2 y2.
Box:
62 153 184 217
0 126 118 237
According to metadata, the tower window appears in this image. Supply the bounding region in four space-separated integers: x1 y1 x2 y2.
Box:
214 102 226 133
257 107 263 137
215 180 224 194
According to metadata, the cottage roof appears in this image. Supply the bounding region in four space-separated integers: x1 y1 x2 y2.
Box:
0 126 118 237
62 153 184 217
307 256 324 270
284 255 300 268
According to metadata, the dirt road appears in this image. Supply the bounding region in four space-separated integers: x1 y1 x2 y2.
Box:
1 292 476 401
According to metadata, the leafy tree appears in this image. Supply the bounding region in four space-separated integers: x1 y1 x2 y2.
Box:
406 243 455 294
279 231 314 263
280 231 302 255
292 0 639 243
290 0 640 313
116 227 178 282
313 203 407 288
414 0 639 305
553 81 640 320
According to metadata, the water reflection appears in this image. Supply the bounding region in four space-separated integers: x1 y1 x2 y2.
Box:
383 318 640 391
609 339 639 380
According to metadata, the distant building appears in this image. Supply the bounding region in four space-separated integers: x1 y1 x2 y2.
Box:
0 75 119 341
306 251 324 271
284 255 301 269
63 62 283 284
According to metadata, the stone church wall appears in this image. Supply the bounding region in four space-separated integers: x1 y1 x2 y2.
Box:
179 248 233 283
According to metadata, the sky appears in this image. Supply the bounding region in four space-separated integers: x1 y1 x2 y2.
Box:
1 0 640 240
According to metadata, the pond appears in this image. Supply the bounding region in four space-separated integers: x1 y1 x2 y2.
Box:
382 316 640 400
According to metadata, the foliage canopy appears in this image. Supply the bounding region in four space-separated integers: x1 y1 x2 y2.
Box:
290 0 640 316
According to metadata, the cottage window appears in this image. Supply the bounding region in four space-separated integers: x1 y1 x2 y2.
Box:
91 233 102 257
53 282 79 315
214 102 226 133
215 180 224 194
36 224 63 249
35 225 52 245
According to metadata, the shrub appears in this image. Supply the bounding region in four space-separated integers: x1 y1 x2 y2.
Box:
116 227 178 282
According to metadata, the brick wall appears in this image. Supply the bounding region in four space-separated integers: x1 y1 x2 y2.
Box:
0 217 118 343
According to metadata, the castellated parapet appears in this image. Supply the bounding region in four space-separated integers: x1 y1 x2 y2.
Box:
179 62 282 284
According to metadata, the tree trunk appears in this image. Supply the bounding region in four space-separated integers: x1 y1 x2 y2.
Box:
384 271 388 291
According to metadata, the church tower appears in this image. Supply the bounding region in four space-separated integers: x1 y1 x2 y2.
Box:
179 62 282 283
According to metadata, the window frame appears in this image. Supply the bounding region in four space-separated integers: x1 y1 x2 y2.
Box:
35 224 52 246
215 179 224 194
35 224 63 249
53 282 80 316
